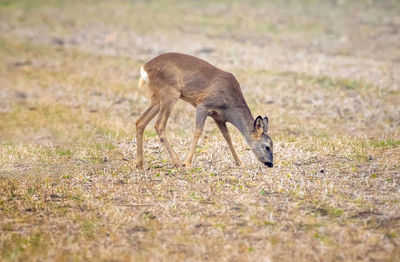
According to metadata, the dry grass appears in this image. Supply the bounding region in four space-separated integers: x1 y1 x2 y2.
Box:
1 0 400 261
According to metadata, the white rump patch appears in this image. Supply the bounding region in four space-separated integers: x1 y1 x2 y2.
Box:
140 66 149 83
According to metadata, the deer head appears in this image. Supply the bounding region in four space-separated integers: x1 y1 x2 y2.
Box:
248 116 273 167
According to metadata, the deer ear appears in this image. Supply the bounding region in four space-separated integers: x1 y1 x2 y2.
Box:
253 116 264 135
262 116 269 133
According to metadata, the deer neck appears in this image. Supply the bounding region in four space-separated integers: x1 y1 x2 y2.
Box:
226 106 254 142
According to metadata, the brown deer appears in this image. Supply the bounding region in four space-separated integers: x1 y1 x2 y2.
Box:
135 53 273 169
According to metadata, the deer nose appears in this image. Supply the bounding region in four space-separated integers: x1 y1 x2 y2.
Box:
264 162 273 168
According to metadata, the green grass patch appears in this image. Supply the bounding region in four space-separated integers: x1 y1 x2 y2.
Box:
277 71 374 90
369 139 400 149
55 148 72 157
0 0 65 10
0 232 47 261
81 218 99 239
144 130 158 138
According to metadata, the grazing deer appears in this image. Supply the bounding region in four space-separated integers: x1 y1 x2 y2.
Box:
135 53 273 169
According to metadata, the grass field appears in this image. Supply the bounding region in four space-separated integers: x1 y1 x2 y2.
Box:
0 0 399 261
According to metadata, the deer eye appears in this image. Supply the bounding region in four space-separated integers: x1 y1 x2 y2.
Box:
265 146 270 152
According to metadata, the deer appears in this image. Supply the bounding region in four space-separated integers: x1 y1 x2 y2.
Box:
135 53 273 169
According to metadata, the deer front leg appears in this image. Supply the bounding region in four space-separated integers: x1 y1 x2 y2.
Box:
154 98 182 167
183 105 208 168
213 119 241 166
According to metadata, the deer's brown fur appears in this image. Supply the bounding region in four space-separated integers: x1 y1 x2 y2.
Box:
135 53 273 168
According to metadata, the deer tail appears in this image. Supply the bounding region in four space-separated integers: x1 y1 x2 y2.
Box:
138 66 149 88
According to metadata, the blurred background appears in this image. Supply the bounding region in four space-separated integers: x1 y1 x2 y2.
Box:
1 0 399 143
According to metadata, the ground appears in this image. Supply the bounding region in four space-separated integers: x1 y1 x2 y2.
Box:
0 0 399 261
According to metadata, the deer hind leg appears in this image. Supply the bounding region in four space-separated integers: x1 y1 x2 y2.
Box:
183 105 208 168
213 118 241 166
135 95 160 169
154 96 181 167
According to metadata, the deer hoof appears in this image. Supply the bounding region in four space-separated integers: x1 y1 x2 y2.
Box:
136 162 144 169
183 161 192 168
171 160 182 168
173 163 182 168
